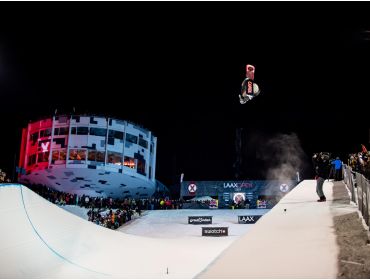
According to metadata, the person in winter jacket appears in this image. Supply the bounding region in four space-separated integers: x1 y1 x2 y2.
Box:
312 152 331 202
331 157 343 181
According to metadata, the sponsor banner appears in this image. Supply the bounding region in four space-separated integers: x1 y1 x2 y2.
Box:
257 200 267 209
247 80 253 94
180 180 297 208
233 192 245 204
279 183 290 193
238 215 262 224
209 199 218 209
188 183 197 195
223 182 253 189
188 216 212 225
202 227 228 237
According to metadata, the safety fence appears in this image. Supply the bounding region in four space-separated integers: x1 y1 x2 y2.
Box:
343 165 370 229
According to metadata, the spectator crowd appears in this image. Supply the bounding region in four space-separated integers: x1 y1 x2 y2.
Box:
27 184 184 230
348 145 370 180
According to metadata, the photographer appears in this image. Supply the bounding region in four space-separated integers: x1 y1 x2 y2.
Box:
312 152 331 202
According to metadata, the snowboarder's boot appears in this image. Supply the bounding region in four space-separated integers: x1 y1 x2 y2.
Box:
317 196 326 202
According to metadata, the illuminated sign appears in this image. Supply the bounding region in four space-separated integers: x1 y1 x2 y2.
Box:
188 183 197 195
247 80 253 94
202 227 228 237
280 184 289 193
188 216 212 225
41 142 50 152
209 199 218 209
238 215 262 224
223 182 253 189
257 200 267 209
233 192 245 204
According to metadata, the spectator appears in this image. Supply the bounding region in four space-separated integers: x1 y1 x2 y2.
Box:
159 199 165 209
85 196 89 207
331 157 343 181
312 152 331 202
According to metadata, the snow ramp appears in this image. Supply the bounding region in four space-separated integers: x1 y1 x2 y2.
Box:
0 184 257 278
198 180 339 278
0 180 340 278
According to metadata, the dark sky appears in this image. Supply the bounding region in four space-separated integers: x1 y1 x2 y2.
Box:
1 2 370 186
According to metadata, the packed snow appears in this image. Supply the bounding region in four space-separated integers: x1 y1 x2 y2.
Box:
0 180 340 278
0 184 268 278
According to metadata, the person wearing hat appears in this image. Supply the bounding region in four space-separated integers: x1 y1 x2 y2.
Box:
312 152 331 202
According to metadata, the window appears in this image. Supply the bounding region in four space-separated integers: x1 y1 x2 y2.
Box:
30 132 38 146
77 127 88 135
39 128 51 138
124 156 136 169
88 150 96 161
52 151 59 161
90 127 107 137
138 138 148 149
69 149 78 160
88 150 105 163
108 137 115 145
126 133 138 144
77 149 86 160
51 149 67 164
37 152 49 163
109 130 124 140
108 151 122 165
70 127 88 135
150 144 153 153
96 151 105 162
54 127 69 136
137 159 146 175
28 154 36 166
69 149 86 160
59 127 68 135
59 150 66 160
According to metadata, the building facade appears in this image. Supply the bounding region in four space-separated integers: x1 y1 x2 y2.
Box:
18 115 157 198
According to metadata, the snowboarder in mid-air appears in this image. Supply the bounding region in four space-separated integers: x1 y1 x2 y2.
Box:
239 64 261 104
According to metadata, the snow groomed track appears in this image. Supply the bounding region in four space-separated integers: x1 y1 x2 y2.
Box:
0 184 268 278
0 180 341 278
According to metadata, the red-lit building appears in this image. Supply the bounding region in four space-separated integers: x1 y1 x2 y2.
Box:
18 115 157 198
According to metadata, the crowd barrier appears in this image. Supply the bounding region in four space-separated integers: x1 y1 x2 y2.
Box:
343 165 370 229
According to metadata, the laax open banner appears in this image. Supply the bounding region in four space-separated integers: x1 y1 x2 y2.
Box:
238 215 262 224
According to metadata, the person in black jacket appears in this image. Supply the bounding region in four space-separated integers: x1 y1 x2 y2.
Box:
312 152 331 202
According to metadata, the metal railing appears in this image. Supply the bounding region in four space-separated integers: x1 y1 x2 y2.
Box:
343 164 370 228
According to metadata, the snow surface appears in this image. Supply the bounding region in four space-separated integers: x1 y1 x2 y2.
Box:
59 205 90 220
0 181 340 278
0 184 268 278
198 180 339 278
118 209 268 238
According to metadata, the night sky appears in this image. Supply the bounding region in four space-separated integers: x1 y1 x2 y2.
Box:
1 2 370 188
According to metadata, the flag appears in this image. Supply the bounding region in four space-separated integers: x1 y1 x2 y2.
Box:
361 144 368 153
